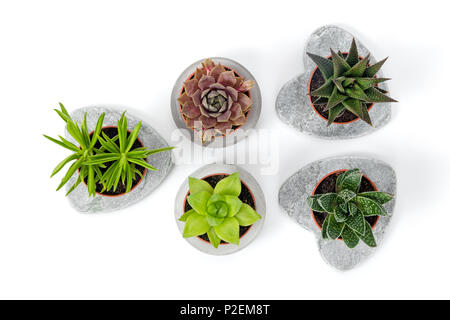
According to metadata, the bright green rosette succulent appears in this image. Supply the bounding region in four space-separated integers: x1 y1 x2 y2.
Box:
179 172 261 248
307 169 394 249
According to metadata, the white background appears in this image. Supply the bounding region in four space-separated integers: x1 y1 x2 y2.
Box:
0 0 449 300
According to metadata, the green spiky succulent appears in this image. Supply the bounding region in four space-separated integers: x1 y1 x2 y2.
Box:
307 169 394 249
307 38 397 126
45 104 173 197
179 172 261 248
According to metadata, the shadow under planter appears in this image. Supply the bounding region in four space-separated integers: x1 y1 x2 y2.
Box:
65 106 174 213
279 156 396 270
175 164 266 255
276 25 393 139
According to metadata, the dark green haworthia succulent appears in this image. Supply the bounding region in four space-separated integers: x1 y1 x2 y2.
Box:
179 172 261 248
307 169 394 249
307 38 397 126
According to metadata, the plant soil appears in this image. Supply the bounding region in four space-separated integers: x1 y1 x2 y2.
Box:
84 127 146 196
312 171 378 231
180 66 251 132
309 55 373 123
184 174 256 244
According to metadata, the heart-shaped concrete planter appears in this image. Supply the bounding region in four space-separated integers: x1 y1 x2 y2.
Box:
175 164 266 255
279 156 396 270
276 25 393 139
171 57 262 148
65 106 174 213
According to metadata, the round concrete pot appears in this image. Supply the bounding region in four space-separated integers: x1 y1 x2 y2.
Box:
65 105 174 213
171 57 262 148
175 164 266 255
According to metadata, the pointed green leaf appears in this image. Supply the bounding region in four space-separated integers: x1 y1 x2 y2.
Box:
341 226 360 248
50 153 79 177
356 78 390 90
234 203 261 226
207 227 221 248
335 205 348 223
187 191 211 216
324 87 348 111
348 202 358 216
317 193 337 213
345 84 370 102
357 196 388 216
179 210 195 222
327 214 345 240
321 215 330 239
224 195 243 217
340 170 362 193
213 172 241 196
363 57 388 77
338 189 356 204
331 49 351 77
311 79 334 98
183 213 210 238
307 195 326 212
188 177 213 195
307 52 333 79
344 54 369 77
346 38 359 67
358 192 394 205
327 103 346 126
346 210 366 235
214 217 240 245
358 221 377 247
365 87 398 103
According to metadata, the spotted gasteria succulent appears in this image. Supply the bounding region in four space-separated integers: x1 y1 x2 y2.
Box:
307 38 397 126
178 59 254 142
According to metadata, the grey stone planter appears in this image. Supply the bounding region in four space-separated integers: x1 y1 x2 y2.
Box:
175 164 266 255
276 25 392 139
171 57 262 148
279 156 396 270
65 106 174 213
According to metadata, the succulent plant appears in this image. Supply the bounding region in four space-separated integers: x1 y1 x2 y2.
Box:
179 172 261 248
178 58 254 142
307 38 397 126
45 104 173 197
307 169 394 249
44 103 106 196
86 112 174 194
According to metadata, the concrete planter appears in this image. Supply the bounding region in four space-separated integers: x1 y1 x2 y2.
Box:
171 57 262 148
279 156 396 270
65 106 173 213
175 164 266 255
276 25 393 139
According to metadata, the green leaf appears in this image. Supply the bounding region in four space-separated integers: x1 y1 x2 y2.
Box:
331 49 351 77
50 153 79 177
357 196 388 216
224 195 242 217
317 193 337 213
56 158 84 191
341 226 360 248
43 135 80 152
358 192 394 205
206 215 225 227
321 215 330 239
179 210 195 222
342 99 372 125
214 217 240 245
307 195 326 212
363 57 388 78
344 54 369 77
65 174 83 196
207 227 221 248
188 177 213 195
213 172 241 197
339 170 362 193
358 221 377 247
346 38 360 67
356 78 390 90
335 205 348 223
338 189 356 204
307 52 334 79
144 146 175 156
345 84 370 102
89 112 105 149
348 202 358 216
324 87 348 112
327 214 345 240
234 203 261 226
183 213 210 238
187 191 211 216
127 158 157 171
327 103 346 126
365 87 398 103
346 210 366 235
310 79 334 98
125 121 142 153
